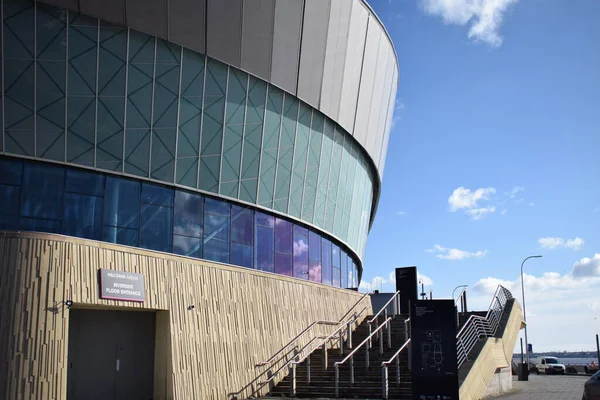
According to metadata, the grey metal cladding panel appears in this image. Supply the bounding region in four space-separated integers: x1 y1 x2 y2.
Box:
353 17 381 148
365 42 391 159
39 0 77 10
126 0 167 39
337 0 368 135
371 52 396 166
241 0 275 81
79 0 125 25
378 68 398 176
319 0 351 121
271 0 304 94
168 0 206 54
207 0 242 67
297 0 331 109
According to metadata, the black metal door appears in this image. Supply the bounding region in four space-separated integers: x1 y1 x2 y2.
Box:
67 309 155 400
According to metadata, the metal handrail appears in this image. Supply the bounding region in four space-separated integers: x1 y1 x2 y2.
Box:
381 338 411 399
454 287 467 305
334 317 392 398
368 291 401 348
287 307 369 396
255 320 338 367
456 285 513 369
230 292 373 399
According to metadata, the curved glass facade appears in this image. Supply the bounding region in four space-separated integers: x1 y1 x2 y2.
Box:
0 0 376 258
0 156 359 288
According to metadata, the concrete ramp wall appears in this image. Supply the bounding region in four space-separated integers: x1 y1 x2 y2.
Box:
459 300 523 400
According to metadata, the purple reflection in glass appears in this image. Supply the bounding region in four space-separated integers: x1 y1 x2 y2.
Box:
308 231 321 261
321 239 332 285
275 252 292 276
231 205 253 246
256 211 274 227
293 225 309 279
255 224 274 272
332 267 341 287
309 259 321 283
274 218 292 254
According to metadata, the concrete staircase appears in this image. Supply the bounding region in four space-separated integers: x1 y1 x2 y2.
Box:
263 315 412 399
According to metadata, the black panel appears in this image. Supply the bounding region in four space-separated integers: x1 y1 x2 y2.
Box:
410 300 459 400
395 266 417 314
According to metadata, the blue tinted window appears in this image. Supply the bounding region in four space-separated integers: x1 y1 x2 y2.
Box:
141 182 174 206
0 158 22 185
19 217 61 234
63 193 103 240
140 204 173 252
204 214 230 242
204 238 229 264
0 216 18 230
174 191 203 237
309 231 321 261
321 239 332 285
255 224 274 272
0 185 20 215
293 225 309 279
20 163 65 219
104 177 140 228
275 252 292 276
275 219 292 254
173 234 202 258
66 169 105 196
309 259 321 283
231 205 253 246
341 252 348 289
231 244 253 269
103 226 139 247
332 267 341 288
205 197 229 216
256 211 274 227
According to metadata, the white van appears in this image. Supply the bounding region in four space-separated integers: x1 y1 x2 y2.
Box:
535 356 566 375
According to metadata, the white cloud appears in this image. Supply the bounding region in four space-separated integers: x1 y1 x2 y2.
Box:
470 254 600 352
419 0 518 47
396 211 408 216
391 99 407 129
572 254 600 278
501 209 507 215
426 244 487 260
448 187 496 211
506 186 524 198
528 202 535 207
465 206 496 220
417 272 434 286
448 186 497 219
515 198 524 204
538 236 585 251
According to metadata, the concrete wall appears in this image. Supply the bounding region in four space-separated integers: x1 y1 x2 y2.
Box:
459 301 524 400
0 231 371 400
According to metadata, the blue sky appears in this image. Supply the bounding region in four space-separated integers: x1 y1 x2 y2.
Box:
363 0 600 352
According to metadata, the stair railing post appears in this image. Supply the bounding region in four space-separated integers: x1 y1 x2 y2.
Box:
335 364 340 398
382 365 389 400
351 356 355 384
290 362 296 397
323 342 328 370
366 342 371 369
408 341 412 372
379 327 384 354
368 323 372 348
307 354 311 384
339 328 344 355
376 318 380 344
387 319 392 349
396 356 400 387
348 320 353 349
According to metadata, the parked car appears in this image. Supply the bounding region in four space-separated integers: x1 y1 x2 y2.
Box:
583 370 600 400
535 357 566 375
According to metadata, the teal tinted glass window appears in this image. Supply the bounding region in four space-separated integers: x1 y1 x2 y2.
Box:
104 177 140 229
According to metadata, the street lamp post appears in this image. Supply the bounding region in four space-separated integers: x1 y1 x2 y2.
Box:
521 255 542 372
452 284 468 313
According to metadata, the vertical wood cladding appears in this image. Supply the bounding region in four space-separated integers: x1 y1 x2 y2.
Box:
0 231 370 399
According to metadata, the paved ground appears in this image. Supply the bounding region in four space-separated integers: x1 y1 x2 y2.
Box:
491 374 587 400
